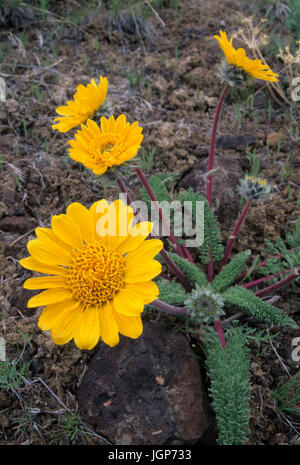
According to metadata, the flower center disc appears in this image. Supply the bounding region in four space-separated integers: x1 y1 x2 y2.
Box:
67 242 125 306
89 133 126 166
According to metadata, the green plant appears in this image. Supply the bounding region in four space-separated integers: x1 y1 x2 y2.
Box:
60 412 86 442
245 147 260 177
139 147 156 172
39 0 49 19
286 0 300 51
155 239 296 329
272 372 300 416
31 83 42 102
124 68 142 87
140 172 172 207
14 173 23 192
233 102 246 129
258 219 300 283
19 24 300 447
0 357 31 391
204 326 251 445
280 153 292 181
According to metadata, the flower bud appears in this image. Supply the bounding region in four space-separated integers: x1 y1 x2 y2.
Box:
238 175 271 201
185 285 225 324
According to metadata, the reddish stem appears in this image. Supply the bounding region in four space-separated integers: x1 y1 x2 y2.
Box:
237 246 300 283
208 250 214 283
255 269 299 297
136 167 186 259
215 320 226 349
206 84 229 208
150 299 187 316
219 200 251 273
205 85 229 284
159 273 172 281
242 268 292 289
182 245 195 264
117 176 134 205
159 248 191 291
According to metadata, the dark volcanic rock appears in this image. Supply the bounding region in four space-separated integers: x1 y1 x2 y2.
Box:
178 154 243 204
9 287 37 315
77 321 210 445
178 154 243 226
216 134 256 151
0 216 37 233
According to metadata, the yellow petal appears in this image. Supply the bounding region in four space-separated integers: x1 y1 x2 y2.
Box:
74 305 101 350
106 199 134 249
113 288 144 316
112 308 143 339
125 239 163 267
89 199 109 224
51 214 83 250
19 257 68 276
27 238 72 266
92 165 108 176
125 281 159 304
55 105 75 116
99 302 119 347
86 118 102 136
94 199 134 247
38 298 80 330
117 221 153 255
50 304 83 345
66 202 95 243
115 114 126 132
124 259 161 283
107 115 116 132
27 288 73 308
100 115 110 133
35 227 73 254
24 276 68 290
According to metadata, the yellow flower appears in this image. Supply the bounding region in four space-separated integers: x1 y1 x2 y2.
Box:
68 114 143 175
20 199 163 350
238 175 271 201
214 30 279 82
52 76 108 133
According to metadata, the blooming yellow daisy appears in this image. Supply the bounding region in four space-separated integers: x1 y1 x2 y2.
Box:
68 114 143 175
214 30 279 82
52 76 108 133
20 199 163 350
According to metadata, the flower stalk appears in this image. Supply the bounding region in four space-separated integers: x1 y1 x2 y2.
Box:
219 200 251 273
206 84 229 208
150 299 187 316
206 84 229 288
242 268 292 289
136 167 186 259
255 269 300 298
215 320 226 349
208 250 214 283
237 246 300 283
182 245 195 264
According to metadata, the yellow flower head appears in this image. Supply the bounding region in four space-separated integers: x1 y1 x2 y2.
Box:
214 30 279 83
238 175 271 201
20 199 163 350
52 76 108 133
68 114 143 175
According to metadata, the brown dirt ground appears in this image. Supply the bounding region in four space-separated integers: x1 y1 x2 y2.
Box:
0 0 299 445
